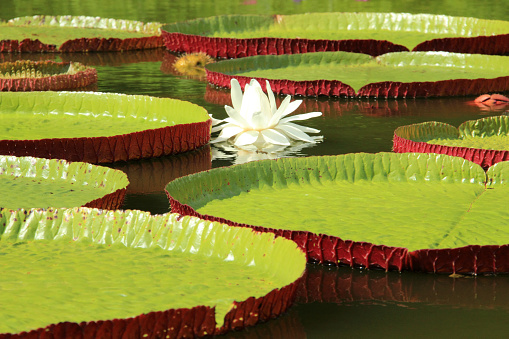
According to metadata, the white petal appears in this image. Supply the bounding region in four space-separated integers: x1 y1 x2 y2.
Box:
249 78 262 89
217 124 244 140
225 105 249 127
211 123 227 133
268 95 291 126
239 85 263 127
265 80 277 114
208 114 223 126
260 129 291 145
234 130 260 146
253 86 272 128
280 111 322 123
230 79 243 112
275 124 316 143
284 121 320 134
279 99 303 119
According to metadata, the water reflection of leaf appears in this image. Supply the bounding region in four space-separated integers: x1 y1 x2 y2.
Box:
59 48 166 66
108 145 211 193
296 264 509 309
205 84 496 118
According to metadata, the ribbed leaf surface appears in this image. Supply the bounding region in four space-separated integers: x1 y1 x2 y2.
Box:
0 91 211 163
163 13 509 57
166 153 509 274
0 15 163 52
206 51 509 97
0 208 305 336
0 155 128 209
394 116 509 168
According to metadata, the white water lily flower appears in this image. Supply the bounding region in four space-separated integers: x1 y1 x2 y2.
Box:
211 78 322 147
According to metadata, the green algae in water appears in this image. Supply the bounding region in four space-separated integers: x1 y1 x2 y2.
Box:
0 112 171 140
0 176 111 209
0 240 284 334
426 135 509 151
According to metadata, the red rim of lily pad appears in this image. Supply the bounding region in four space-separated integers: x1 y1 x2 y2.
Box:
0 92 211 164
0 208 305 338
162 31 407 58
0 156 128 210
166 153 509 275
205 51 509 98
0 15 164 53
393 118 509 169
0 60 97 91
5 282 301 339
161 13 509 58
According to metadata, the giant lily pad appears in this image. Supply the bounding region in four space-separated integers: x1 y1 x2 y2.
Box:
0 15 164 52
0 91 211 163
206 51 509 98
393 116 509 169
166 152 509 274
0 207 305 337
0 155 128 210
0 60 97 91
162 13 509 58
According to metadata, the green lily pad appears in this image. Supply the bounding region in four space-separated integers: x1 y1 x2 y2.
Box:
393 116 509 169
166 152 509 274
0 60 97 91
0 207 305 336
205 51 509 98
0 155 128 210
0 91 211 163
0 15 163 52
162 13 509 58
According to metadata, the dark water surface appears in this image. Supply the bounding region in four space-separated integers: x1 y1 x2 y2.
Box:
2 1 509 338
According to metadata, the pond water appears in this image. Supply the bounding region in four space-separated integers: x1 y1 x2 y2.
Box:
1 0 509 338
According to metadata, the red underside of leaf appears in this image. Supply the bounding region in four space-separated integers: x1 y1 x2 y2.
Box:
207 70 509 98
0 120 211 164
58 36 164 52
0 269 301 339
167 194 509 275
83 188 126 210
0 36 163 53
0 68 97 91
413 34 509 55
392 133 509 169
162 31 408 58
0 39 56 52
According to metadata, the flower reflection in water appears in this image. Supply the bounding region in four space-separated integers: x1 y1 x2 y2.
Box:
211 137 322 165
